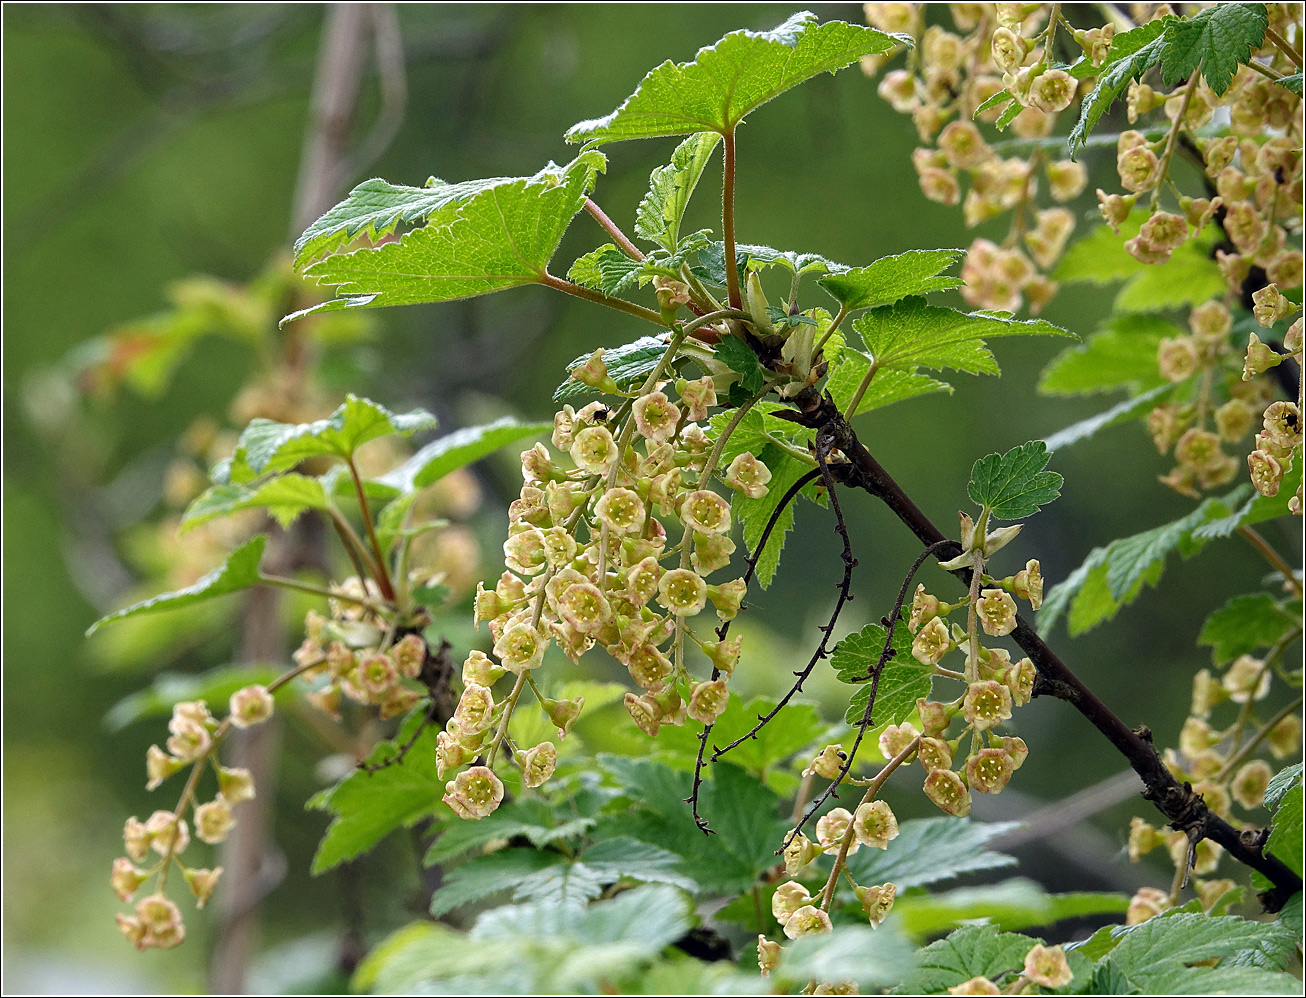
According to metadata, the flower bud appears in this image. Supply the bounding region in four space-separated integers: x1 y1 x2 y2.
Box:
183 866 222 908
692 531 736 575
757 935 782 976
917 699 951 736
633 391 681 445
687 679 729 724
852 800 899 849
1097 189 1136 233
772 880 813 926
948 978 1000 995
918 735 954 772
229 685 274 728
909 585 942 632
216 765 255 806
443 765 505 820
543 696 584 738
493 622 547 672
145 810 189 857
570 349 621 394
815 807 856 855
1023 944 1073 989
624 691 662 736
804 744 847 780
912 617 952 665
1231 759 1273 810
784 904 833 939
1010 560 1042 609
708 578 747 621
966 748 1015 794
195 798 235 844
724 452 772 499
784 832 821 876
1126 885 1171 925
658 568 707 616
963 681 1013 730
145 745 184 791
520 742 558 788
111 857 149 902
1253 285 1295 328
977 589 1018 637
924 769 972 817
879 722 920 760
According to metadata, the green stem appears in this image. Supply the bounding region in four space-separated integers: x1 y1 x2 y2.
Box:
696 389 764 488
1265 25 1304 70
842 358 879 423
584 198 645 261
1151 73 1199 208
348 458 396 601
328 510 374 587
1237 525 1303 599
1218 695 1304 782
257 572 385 610
722 128 741 310
818 736 920 912
813 305 848 356
540 273 665 326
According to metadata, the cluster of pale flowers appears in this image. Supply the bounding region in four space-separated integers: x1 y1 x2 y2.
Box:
862 2 1096 314
438 351 772 819
1148 295 1302 509
756 514 1044 978
113 689 268 950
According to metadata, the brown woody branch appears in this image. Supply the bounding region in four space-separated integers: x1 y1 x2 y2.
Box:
782 386 1302 913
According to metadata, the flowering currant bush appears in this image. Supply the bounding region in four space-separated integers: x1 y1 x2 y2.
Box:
89 7 1301 993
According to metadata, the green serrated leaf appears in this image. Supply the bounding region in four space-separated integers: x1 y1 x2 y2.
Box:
1069 18 1171 155
635 131 721 251
777 925 917 991
379 417 549 494
1040 492 1243 635
817 249 964 312
650 695 827 777
973 88 1015 114
310 714 445 874
181 474 329 532
1042 383 1175 453
994 97 1024 130
1267 763 1304 811
901 922 1037 993
566 13 905 144
229 394 436 479
555 335 672 402
1276 71 1304 93
852 298 1072 378
707 406 774 467
1102 912 1298 989
968 440 1062 520
1191 459 1301 539
1159 2 1268 95
1113 240 1225 312
846 818 1019 893
1198 593 1301 665
830 621 927 727
292 168 561 269
87 535 267 636
737 244 846 275
715 335 765 394
286 152 604 321
825 350 953 418
1267 783 1302 877
566 243 641 295
428 848 566 917
1038 314 1177 396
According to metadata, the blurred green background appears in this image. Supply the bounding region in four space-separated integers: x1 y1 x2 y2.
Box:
2 3 1294 993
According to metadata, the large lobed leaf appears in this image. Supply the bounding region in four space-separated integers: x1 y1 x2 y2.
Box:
87 535 267 636
1039 491 1248 636
967 440 1062 520
1038 314 1176 397
634 131 721 252
1067 17 1172 156
222 394 436 480
379 417 550 494
817 249 963 312
285 152 604 322
291 163 580 268
308 713 445 874
845 817 1019 891
565 12 906 144
1198 592 1302 666
554 335 672 402
830 620 928 728
851 298 1073 377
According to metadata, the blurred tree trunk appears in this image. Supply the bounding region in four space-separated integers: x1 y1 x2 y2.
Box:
209 5 400 991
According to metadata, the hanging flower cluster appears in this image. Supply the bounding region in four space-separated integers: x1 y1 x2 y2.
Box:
861 3 1303 318
438 343 771 817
